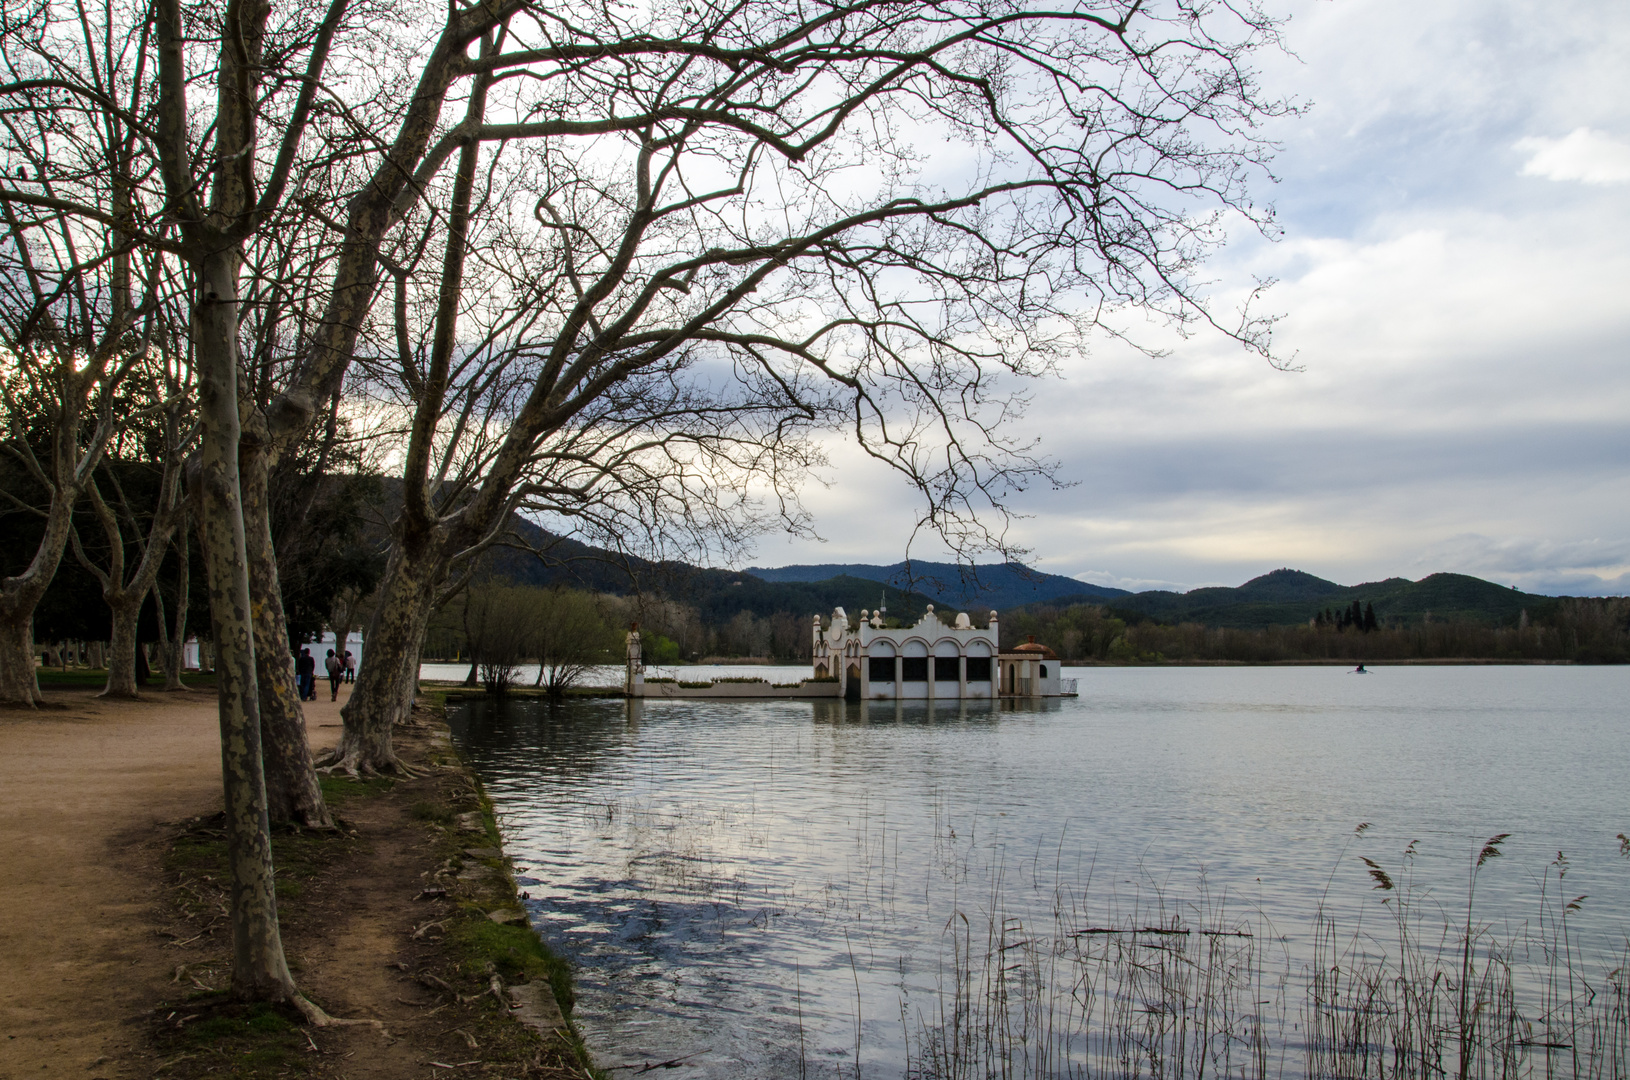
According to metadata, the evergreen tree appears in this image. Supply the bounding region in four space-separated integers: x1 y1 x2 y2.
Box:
1363 602 1378 632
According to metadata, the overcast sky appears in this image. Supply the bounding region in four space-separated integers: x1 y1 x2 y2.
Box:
751 0 1630 597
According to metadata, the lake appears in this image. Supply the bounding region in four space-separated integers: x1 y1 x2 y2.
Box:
445 665 1630 1079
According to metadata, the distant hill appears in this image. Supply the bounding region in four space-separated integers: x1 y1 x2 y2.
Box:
745 560 1129 612
1043 568 1560 630
479 521 942 624
440 497 1563 632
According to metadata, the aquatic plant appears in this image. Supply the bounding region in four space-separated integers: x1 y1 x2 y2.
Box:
898 835 1629 1080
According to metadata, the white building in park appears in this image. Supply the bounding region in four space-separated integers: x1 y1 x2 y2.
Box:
180 632 363 673
812 606 1069 701
311 631 363 672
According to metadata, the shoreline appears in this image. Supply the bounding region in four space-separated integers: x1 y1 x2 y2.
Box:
0 684 593 1079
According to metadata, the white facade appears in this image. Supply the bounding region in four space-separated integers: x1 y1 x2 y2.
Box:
813 605 1001 700
312 631 362 672
813 606 1071 700
180 632 362 673
996 644 1062 698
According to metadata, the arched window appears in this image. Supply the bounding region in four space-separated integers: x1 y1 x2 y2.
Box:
1040 664 1048 678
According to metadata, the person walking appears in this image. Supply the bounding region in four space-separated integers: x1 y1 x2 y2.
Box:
296 647 316 701
343 650 356 683
325 648 343 701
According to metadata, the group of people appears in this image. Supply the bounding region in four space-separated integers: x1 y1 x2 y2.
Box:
295 646 356 702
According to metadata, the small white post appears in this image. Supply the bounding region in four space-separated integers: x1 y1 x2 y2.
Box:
625 622 644 697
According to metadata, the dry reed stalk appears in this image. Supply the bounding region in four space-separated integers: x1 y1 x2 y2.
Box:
901 842 1628 1080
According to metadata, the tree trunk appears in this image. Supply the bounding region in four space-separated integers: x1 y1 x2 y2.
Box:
162 511 191 691
330 589 355 679
0 488 81 706
326 539 442 774
0 619 41 705
195 242 299 1002
242 433 333 828
102 595 143 697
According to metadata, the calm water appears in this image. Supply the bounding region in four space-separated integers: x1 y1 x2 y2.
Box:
446 666 1630 1078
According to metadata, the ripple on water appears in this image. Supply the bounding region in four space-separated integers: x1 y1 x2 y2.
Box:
450 665 1630 1079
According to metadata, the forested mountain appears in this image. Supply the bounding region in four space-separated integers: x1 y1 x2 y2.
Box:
480 519 940 625
487 523 1562 631
1084 568 1556 629
745 560 1129 610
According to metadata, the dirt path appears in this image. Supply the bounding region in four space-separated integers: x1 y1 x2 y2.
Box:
0 684 351 1077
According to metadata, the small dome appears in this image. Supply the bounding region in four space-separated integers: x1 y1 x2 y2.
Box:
1010 636 1059 659
954 612 971 629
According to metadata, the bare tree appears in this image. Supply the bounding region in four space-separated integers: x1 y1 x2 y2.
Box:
0 0 378 1009
0 358 131 704
322 0 1293 772
69 358 194 697
528 587 616 697
0 30 163 704
462 582 530 695
1 0 1295 1001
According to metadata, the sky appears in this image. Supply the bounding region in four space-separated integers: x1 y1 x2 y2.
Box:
750 0 1630 597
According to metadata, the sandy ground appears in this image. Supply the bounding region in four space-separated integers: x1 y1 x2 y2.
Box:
0 681 350 1076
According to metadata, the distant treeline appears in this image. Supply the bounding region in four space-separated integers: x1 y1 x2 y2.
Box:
419 584 1630 667
1000 598 1630 664
422 585 815 666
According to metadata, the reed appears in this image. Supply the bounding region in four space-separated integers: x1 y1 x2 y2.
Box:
901 836 1628 1080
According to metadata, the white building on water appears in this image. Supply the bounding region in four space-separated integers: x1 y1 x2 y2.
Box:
813 606 1069 701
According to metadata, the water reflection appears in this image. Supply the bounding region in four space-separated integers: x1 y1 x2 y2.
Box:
807 696 1056 727
447 667 1630 1079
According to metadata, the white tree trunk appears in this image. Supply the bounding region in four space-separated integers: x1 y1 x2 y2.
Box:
195 239 299 1002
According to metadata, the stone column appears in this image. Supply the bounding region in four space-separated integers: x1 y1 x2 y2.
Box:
625 622 644 697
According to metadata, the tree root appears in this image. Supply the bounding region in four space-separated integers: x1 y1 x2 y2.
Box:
290 993 385 1031
270 813 340 834
313 748 424 779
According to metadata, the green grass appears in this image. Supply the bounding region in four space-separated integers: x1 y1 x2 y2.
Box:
158 999 309 1076
448 912 576 1015
317 773 395 804
36 667 217 689
155 705 594 1077
167 816 358 920
435 777 576 1017
415 684 455 710
186 1003 297 1042
410 800 455 825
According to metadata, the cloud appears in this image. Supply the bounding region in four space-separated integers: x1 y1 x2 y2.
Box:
1410 535 1630 597
1515 128 1630 185
746 2 1630 598
1070 571 1203 595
